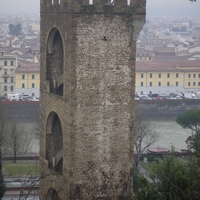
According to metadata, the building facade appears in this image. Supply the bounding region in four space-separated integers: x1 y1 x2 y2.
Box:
136 61 200 94
15 62 40 97
40 0 146 199
0 53 16 97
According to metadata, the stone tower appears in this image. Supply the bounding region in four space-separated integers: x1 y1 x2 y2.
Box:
39 0 146 199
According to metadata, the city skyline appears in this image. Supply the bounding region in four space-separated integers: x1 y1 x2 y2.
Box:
0 0 199 18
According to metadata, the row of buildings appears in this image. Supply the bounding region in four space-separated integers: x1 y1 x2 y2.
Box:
136 60 200 95
1 52 200 98
0 53 39 97
0 15 200 98
135 17 200 95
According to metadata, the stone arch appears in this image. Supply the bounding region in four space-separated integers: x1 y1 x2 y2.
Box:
46 188 59 200
46 112 63 175
46 28 64 96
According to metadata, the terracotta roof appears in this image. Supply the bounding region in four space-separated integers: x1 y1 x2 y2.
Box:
16 61 40 73
136 60 200 72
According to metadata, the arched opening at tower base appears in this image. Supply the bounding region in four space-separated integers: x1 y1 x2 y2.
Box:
46 112 63 175
46 188 59 200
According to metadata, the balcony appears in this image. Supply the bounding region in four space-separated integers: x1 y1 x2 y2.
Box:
2 73 11 77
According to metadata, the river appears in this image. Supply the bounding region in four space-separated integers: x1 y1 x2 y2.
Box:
149 120 192 151
27 120 191 155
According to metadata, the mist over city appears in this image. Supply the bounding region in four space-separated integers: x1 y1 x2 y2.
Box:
0 0 200 18
0 0 200 199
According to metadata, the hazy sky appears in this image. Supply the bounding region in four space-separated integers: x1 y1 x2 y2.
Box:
0 0 199 18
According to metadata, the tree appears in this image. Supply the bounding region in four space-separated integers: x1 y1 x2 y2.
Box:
134 150 200 200
0 104 6 199
7 123 32 163
176 110 200 132
9 23 22 37
149 150 200 200
185 131 200 156
0 172 6 199
134 106 158 167
0 104 7 173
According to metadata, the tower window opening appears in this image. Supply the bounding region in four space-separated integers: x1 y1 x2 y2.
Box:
89 0 93 5
127 0 131 6
58 0 60 4
52 0 53 5
46 112 63 175
46 28 64 97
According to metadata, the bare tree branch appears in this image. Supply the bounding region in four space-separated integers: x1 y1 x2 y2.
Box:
134 106 158 167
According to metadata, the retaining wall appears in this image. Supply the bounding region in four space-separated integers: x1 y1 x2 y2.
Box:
1 99 200 122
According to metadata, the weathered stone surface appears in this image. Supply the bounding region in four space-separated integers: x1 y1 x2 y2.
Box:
40 0 146 199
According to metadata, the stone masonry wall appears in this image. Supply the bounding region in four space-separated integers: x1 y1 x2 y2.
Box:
0 101 39 122
39 0 146 199
73 14 135 198
1 100 200 123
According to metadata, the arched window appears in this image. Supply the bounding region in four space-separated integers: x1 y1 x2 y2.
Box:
46 112 63 175
46 28 64 96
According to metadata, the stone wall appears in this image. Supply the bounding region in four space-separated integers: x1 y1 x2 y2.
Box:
0 101 39 122
136 99 200 120
1 100 200 123
40 0 146 199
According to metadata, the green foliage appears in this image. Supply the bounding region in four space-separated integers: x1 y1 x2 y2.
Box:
3 161 39 176
147 155 157 162
9 23 22 36
133 173 163 200
134 149 200 200
176 110 200 131
186 131 200 156
0 172 6 199
150 155 191 199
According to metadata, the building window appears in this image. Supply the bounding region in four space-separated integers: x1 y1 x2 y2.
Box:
158 82 161 86
193 82 196 86
188 74 191 78
167 73 170 78
4 61 7 66
193 74 196 78
199 74 200 78
158 73 161 78
188 82 190 86
4 78 7 83
4 69 7 74
11 61 13 66
22 74 25 79
11 78 13 83
141 82 143 87
176 82 178 86
32 83 35 88
141 73 144 78
4 86 7 92
10 86 13 91
198 82 200 86
176 73 179 78
149 82 152 87
32 74 35 79
167 82 170 86
22 83 25 88
150 73 152 78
